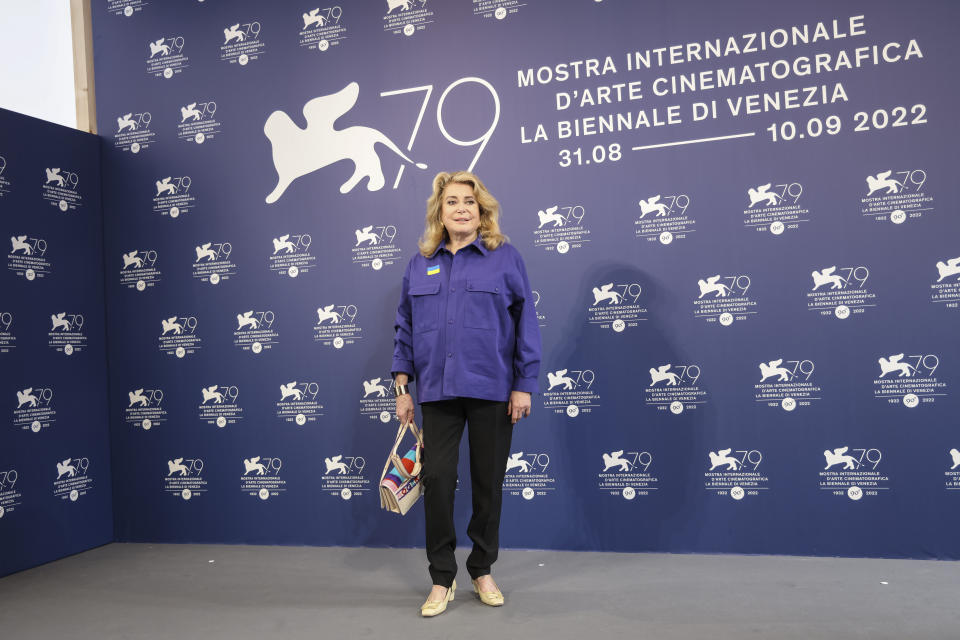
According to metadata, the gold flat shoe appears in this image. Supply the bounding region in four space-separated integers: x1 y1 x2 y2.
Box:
420 579 456 617
472 579 504 607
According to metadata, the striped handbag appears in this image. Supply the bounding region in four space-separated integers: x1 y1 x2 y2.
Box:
379 420 423 515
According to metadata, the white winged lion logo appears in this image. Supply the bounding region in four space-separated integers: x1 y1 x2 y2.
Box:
264 82 427 202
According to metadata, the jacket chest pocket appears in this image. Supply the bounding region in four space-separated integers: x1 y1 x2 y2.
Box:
464 280 501 329
410 281 441 332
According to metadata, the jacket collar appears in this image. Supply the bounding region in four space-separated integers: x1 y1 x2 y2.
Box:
428 235 487 259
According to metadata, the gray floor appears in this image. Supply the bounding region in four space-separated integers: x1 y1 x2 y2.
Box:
1 544 958 639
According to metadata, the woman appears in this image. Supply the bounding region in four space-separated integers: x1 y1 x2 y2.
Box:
392 171 541 617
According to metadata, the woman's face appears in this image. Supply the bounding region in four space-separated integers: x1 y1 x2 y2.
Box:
440 182 480 240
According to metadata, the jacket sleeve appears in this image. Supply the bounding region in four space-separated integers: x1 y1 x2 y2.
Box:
511 250 541 393
391 259 416 381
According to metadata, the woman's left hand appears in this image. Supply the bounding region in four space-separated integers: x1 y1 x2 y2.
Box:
507 391 532 424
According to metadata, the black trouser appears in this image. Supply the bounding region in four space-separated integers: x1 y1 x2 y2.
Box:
420 397 513 588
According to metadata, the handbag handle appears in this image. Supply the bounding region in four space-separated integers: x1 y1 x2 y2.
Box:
390 421 423 479
379 420 423 484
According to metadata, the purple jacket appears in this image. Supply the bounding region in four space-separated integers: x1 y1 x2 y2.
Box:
392 236 541 403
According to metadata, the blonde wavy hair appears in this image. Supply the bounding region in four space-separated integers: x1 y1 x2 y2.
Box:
418 171 507 257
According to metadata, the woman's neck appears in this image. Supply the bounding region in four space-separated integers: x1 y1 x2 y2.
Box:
446 231 478 255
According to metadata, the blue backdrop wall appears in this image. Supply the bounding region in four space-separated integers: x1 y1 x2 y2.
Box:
0 109 113 576
87 0 959 558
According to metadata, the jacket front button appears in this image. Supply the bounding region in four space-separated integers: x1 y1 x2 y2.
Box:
447 352 453 358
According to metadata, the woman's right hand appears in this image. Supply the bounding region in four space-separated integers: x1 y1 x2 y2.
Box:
396 393 415 425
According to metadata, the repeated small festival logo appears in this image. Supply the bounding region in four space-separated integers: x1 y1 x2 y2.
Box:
873 352 947 408
645 363 707 415
806 264 876 320
0 154 11 196
164 457 207 501
532 289 547 327
0 467 22 518
220 20 266 66
158 314 201 358
533 204 591 255
107 0 148 17
146 35 189 79
931 255 960 310
314 302 363 349
276 380 324 426
234 310 279 354
473 0 526 21
48 311 87 355
635 192 696 245
241 456 285 500
298 6 348 52
351 224 402 271
126 387 167 431
8 234 51 281
503 451 554 501
269 232 316 278
114 110 156 153
0 311 15 353
192 241 237 285
819 446 888 501
177 102 221 145
692 273 756 326
704 448 768 500
597 449 659 500
13 386 56 433
754 358 821 412
321 453 371 500
42 167 82 212
120 249 161 291
198 384 243 428
359 376 394 423
53 457 94 502
542 367 600 418
860 169 933 225
383 0 434 37
473 0 527 20
945 449 960 492
586 281 646 333
153 175 196 218
742 181 809 235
